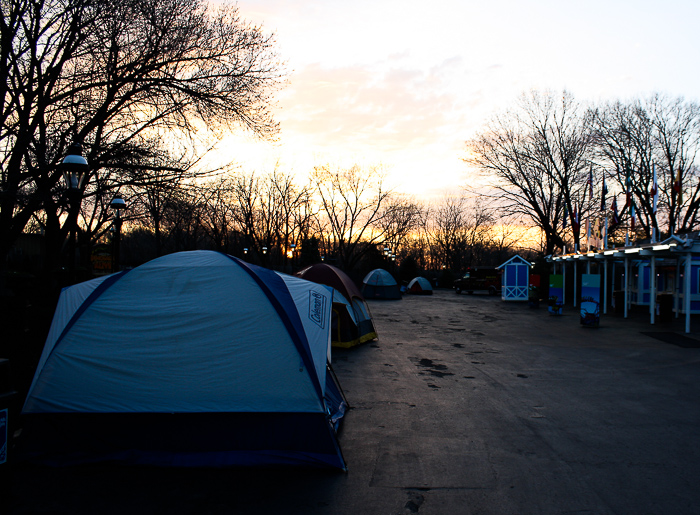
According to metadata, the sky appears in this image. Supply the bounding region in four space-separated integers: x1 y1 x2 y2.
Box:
216 0 700 199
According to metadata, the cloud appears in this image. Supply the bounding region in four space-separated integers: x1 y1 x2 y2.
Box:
276 59 474 155
263 58 501 195
224 0 700 198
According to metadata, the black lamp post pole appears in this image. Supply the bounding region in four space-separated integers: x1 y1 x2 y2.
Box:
113 215 122 273
110 196 127 273
68 187 80 282
62 142 89 284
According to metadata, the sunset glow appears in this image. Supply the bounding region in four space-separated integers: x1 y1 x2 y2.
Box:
217 0 700 198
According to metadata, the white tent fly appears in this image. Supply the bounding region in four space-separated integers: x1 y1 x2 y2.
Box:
20 251 347 469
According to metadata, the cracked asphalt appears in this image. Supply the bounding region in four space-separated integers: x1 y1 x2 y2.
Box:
7 289 700 514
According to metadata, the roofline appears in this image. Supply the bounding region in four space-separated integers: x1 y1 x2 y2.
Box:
546 234 700 263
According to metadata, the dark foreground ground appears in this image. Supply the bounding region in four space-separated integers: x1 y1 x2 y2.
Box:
6 290 700 514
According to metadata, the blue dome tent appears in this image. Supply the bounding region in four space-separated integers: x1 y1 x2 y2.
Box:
20 251 347 470
361 269 401 300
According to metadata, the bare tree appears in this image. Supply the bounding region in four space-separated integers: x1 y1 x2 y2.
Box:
648 95 700 234
374 194 425 254
269 172 316 268
229 173 264 261
425 195 496 271
461 197 497 267
224 171 315 268
125 166 195 257
591 94 700 238
591 99 658 239
0 0 284 276
311 164 393 271
197 177 239 253
467 91 594 255
425 196 467 271
488 212 521 259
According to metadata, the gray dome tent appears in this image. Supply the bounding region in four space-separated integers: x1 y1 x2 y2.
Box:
361 269 401 300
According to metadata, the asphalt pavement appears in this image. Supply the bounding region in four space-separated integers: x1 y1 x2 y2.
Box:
7 289 700 514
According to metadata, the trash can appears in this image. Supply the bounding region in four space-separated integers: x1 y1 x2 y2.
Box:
613 290 625 315
657 293 674 323
528 286 540 308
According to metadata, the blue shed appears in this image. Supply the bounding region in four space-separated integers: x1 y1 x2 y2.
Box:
497 255 531 301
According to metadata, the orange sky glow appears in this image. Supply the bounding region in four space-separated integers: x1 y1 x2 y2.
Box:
209 0 700 200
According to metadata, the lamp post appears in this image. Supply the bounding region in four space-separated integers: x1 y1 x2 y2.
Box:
289 243 297 269
61 142 89 283
110 195 127 273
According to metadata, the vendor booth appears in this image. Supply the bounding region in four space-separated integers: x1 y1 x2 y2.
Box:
546 234 700 333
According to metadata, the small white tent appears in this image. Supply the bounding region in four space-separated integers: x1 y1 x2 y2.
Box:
407 276 433 295
20 251 347 469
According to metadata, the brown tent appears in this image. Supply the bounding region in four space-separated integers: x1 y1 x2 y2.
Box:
297 263 378 348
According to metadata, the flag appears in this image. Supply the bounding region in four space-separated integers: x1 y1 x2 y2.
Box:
588 168 594 199
651 163 658 214
630 202 636 232
586 218 590 246
673 167 683 205
600 172 608 211
625 167 632 209
603 216 609 248
563 205 568 229
590 218 599 249
611 196 619 225
572 205 580 234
